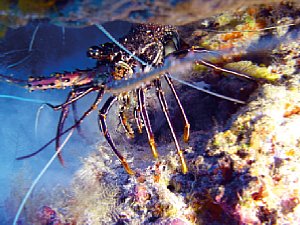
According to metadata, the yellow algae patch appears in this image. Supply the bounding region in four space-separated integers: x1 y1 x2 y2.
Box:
225 61 281 81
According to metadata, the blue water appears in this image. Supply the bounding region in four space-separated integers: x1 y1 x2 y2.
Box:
0 21 131 223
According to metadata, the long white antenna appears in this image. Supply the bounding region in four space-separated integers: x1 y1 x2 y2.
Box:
165 74 245 104
13 130 74 225
96 24 149 67
35 104 47 139
29 24 40 52
96 24 246 104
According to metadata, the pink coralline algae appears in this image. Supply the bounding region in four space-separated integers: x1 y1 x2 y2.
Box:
37 206 62 225
132 185 151 205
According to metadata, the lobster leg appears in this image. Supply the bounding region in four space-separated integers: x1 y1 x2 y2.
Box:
47 87 97 110
17 88 104 160
55 87 96 164
99 96 135 175
119 110 135 139
118 95 135 139
71 101 82 135
137 88 159 158
134 106 143 134
164 73 190 142
69 88 93 138
55 91 73 165
155 79 188 174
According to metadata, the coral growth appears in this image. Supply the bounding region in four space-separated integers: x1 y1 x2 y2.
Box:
53 2 299 224
6 2 300 224
190 84 300 224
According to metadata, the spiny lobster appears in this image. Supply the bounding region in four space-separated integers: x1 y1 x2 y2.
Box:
0 23 255 175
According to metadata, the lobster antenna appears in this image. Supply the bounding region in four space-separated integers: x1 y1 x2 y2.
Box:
0 48 29 57
29 24 40 52
13 129 74 225
6 24 39 69
0 94 53 104
165 73 245 104
105 57 246 104
62 26 66 46
7 54 32 69
97 23 251 104
35 104 47 139
96 24 248 104
96 24 149 67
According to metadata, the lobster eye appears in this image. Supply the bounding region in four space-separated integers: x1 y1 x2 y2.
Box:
164 38 178 57
163 32 180 57
87 46 101 59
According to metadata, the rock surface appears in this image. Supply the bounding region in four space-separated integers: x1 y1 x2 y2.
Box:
4 1 300 224
0 0 296 30
40 2 300 224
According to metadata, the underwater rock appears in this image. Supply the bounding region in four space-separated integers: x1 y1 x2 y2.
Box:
0 0 297 30
189 83 300 224
59 3 300 224
7 1 300 224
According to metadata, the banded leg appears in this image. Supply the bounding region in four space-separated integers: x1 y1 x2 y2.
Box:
137 88 158 158
155 79 188 174
164 73 190 142
71 101 83 136
134 106 143 134
119 109 135 139
55 88 93 164
99 96 135 175
47 87 97 110
17 88 104 160
55 91 73 165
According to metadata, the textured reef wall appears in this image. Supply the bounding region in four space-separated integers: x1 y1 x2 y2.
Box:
0 0 298 30
2 1 300 224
